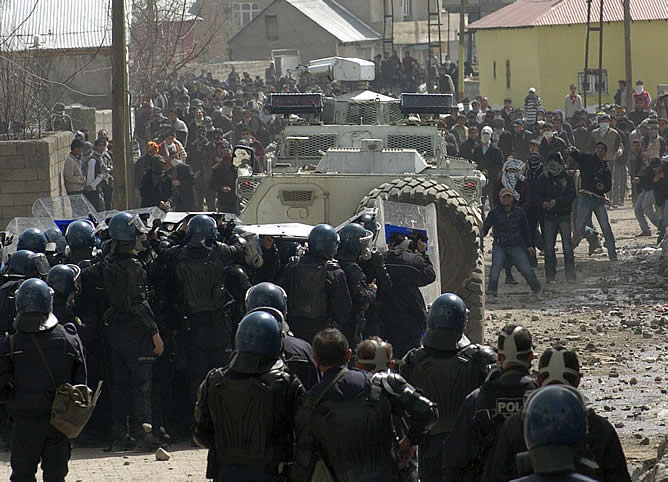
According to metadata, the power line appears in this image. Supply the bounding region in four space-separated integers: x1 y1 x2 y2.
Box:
0 0 41 49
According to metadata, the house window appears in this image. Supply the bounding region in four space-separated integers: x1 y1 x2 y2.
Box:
578 70 608 94
493 61 496 79
233 2 260 26
266 15 278 40
401 0 412 19
505 59 511 88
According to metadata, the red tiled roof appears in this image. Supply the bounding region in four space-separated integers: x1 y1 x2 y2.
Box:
468 0 668 29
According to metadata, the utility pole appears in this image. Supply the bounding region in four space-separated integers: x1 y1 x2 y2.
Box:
623 0 633 111
112 0 130 210
458 0 467 100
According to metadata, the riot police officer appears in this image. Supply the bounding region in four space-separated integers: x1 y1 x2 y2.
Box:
81 211 165 451
444 324 538 480
293 328 438 482
17 228 48 254
0 278 86 480
401 293 497 482
379 232 436 358
510 385 597 482
0 250 50 335
193 310 305 481
44 227 66 266
487 347 631 482
245 281 320 389
47 264 82 325
357 214 392 338
164 214 245 409
281 224 352 343
337 223 377 346
64 219 97 266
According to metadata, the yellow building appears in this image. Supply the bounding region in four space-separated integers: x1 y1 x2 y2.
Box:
468 0 668 111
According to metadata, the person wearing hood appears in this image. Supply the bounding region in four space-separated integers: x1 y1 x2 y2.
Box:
474 125 505 211
535 153 577 282
586 114 623 207
401 294 497 482
525 150 545 262
140 152 173 208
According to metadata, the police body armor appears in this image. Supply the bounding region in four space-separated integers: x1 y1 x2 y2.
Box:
286 260 332 321
406 344 491 435
469 369 536 480
0 278 23 334
175 245 226 314
308 372 396 482
209 363 296 471
101 256 148 313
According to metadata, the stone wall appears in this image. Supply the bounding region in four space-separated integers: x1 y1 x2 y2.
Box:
0 132 71 230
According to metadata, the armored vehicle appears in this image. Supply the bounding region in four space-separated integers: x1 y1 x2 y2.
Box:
235 57 487 342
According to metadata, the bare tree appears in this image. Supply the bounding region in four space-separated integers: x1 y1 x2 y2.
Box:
129 0 224 98
0 46 47 140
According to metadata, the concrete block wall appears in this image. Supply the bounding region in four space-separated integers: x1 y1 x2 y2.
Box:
0 132 70 230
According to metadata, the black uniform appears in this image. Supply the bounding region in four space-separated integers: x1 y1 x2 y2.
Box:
0 276 24 335
293 367 438 482
444 367 538 480
281 254 352 343
282 336 320 390
379 248 436 358
487 406 631 482
359 250 392 337
339 255 376 346
0 319 86 480
402 332 497 482
165 241 242 403
83 250 160 442
193 360 304 481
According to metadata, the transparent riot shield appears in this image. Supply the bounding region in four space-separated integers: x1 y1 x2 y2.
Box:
32 195 98 220
376 199 441 307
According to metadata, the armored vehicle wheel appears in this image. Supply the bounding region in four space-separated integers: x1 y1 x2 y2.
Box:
359 177 485 343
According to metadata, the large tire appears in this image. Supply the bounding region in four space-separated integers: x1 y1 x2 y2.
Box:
359 177 485 342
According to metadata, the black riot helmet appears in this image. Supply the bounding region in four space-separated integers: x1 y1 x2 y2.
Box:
5 250 50 278
65 219 96 249
45 228 67 254
187 214 217 244
308 224 339 258
17 228 48 253
426 293 468 333
339 223 373 260
46 264 81 298
523 385 587 474
14 278 58 332
358 213 380 238
230 310 283 374
245 282 288 319
6 250 36 276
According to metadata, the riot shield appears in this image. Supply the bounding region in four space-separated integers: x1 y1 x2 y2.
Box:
376 199 442 307
32 195 98 220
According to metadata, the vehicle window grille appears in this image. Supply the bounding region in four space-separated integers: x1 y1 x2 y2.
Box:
285 134 337 157
387 134 433 155
346 101 377 124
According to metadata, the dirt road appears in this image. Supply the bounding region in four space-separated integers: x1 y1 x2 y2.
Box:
483 204 667 475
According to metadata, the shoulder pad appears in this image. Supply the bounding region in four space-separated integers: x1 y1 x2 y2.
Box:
483 365 503 384
63 322 79 336
475 344 498 364
374 371 408 397
325 259 341 270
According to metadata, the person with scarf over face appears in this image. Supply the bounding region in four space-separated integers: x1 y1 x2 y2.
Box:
525 153 545 265
493 159 530 284
140 152 173 208
211 140 239 213
535 153 577 282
